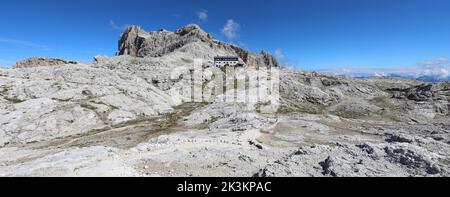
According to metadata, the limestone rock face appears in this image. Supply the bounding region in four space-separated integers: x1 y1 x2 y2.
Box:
392 82 450 102
93 55 110 64
0 63 175 145
245 50 280 69
260 50 279 68
117 26 146 57
116 24 279 68
117 24 212 58
13 57 78 69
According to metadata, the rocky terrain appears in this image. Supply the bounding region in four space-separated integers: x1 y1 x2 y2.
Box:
0 24 449 177
13 57 78 69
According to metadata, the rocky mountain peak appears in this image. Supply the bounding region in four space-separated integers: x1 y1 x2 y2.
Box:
116 23 280 68
260 50 280 68
116 24 213 58
175 24 203 35
124 25 144 34
117 25 146 57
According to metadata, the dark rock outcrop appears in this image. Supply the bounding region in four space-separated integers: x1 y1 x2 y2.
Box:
319 156 337 177
391 82 450 102
117 26 145 57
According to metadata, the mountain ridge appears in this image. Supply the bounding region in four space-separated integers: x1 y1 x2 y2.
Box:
116 24 279 68
320 67 450 83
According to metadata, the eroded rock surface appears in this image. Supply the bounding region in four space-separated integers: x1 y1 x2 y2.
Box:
13 57 78 69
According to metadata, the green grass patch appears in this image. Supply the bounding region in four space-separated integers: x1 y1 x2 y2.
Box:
0 87 8 95
82 90 96 100
255 101 271 113
332 109 366 119
369 96 398 109
52 98 72 102
4 96 25 104
80 103 98 111
90 100 119 110
275 104 326 115
220 66 227 74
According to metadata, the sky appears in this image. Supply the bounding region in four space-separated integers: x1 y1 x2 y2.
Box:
1 0 450 71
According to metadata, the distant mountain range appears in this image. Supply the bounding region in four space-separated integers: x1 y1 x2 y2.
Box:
319 66 450 82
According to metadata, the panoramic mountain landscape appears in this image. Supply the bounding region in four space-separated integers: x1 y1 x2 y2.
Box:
0 24 449 177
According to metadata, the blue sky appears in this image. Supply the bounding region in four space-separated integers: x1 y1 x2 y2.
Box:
1 0 450 71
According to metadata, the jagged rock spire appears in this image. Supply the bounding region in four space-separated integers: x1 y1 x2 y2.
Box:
117 25 145 57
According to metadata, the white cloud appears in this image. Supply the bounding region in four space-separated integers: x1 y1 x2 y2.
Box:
196 10 208 22
109 20 128 31
420 66 450 80
318 57 450 81
417 57 448 67
109 20 120 30
221 19 240 40
275 49 285 60
274 49 294 69
319 65 450 82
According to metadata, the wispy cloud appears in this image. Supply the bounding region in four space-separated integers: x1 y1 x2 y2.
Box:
0 37 51 51
274 49 295 69
237 41 249 50
221 19 240 40
109 20 129 31
417 57 448 67
274 49 285 60
196 10 208 23
109 20 121 30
